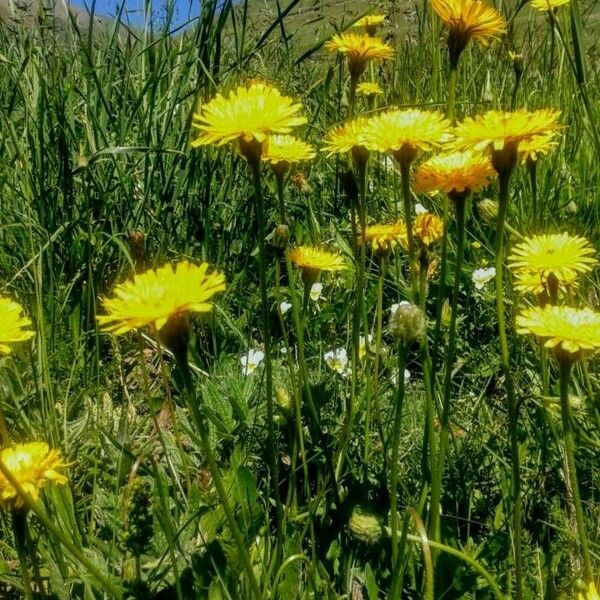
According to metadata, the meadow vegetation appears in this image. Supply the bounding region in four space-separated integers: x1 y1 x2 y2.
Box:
0 0 599 598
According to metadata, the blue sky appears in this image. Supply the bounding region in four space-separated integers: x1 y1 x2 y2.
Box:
72 0 202 28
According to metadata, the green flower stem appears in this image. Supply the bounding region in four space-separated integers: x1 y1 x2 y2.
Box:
173 352 264 600
390 341 408 566
494 170 523 600
0 462 123 599
447 66 458 124
275 171 287 224
399 160 418 302
526 158 538 224
559 359 593 580
432 194 450 369
11 511 33 600
428 195 467 543
249 159 280 523
371 256 388 462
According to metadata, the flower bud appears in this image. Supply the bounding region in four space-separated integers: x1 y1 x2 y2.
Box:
348 507 383 544
477 198 499 222
390 302 426 342
271 224 290 250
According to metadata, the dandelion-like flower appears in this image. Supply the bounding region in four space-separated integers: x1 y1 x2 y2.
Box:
353 14 386 35
362 221 408 254
365 109 451 166
414 213 444 246
263 135 315 176
289 246 347 280
414 151 495 198
325 33 394 80
0 298 35 355
531 0 570 11
431 0 506 66
324 347 349 375
357 82 384 97
191 82 307 162
0 442 68 510
97 261 226 335
324 117 377 166
453 109 562 174
472 266 496 289
240 349 265 376
508 233 596 293
518 132 559 164
578 582 600 600
517 305 600 356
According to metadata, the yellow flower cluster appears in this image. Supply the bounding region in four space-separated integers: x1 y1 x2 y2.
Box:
0 442 68 510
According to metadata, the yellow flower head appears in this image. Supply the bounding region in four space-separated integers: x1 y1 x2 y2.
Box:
325 33 394 79
531 0 570 11
508 233 596 291
353 14 386 35
513 269 577 296
365 108 451 165
362 221 408 254
97 261 226 335
357 82 384 97
431 0 506 65
289 246 347 277
263 135 315 175
578 582 600 600
414 213 444 246
191 82 306 160
0 442 68 510
519 132 559 164
324 117 377 165
413 151 495 197
517 305 600 356
453 109 562 172
0 298 35 355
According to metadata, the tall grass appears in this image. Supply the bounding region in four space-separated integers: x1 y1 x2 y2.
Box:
0 0 599 597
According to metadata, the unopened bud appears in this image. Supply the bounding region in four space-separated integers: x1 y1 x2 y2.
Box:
271 224 290 250
390 302 426 342
348 507 382 544
477 198 499 222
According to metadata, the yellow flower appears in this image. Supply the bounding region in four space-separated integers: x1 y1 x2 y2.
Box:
0 442 68 510
431 0 506 65
578 582 600 600
453 109 562 172
324 117 377 165
353 14 386 35
357 82 384 97
289 246 347 277
325 33 394 79
191 82 306 161
413 151 495 197
97 261 226 335
531 0 569 10
0 298 35 355
519 132 559 164
263 135 315 176
516 305 600 355
362 221 408 253
365 108 451 165
513 269 577 296
414 213 444 246
508 233 596 291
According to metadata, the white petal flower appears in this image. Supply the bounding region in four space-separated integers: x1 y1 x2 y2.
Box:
324 347 348 375
390 300 410 317
472 267 496 290
240 349 265 375
280 301 292 314
414 203 429 215
310 282 323 302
